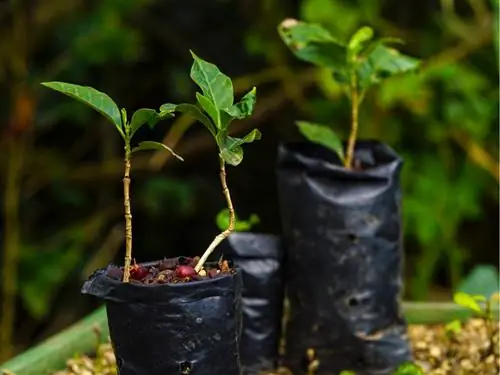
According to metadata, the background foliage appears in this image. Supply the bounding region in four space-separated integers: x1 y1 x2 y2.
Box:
0 0 498 361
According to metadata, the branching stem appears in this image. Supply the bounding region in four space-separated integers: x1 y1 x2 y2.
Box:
344 74 360 169
122 142 133 282
195 156 235 272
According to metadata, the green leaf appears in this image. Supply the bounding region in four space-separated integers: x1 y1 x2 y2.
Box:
223 87 257 120
444 319 462 335
40 81 124 138
174 103 217 136
278 19 348 72
196 92 220 127
218 129 262 166
215 208 260 232
357 43 421 89
131 141 184 161
453 291 483 314
456 264 500 300
158 103 176 119
296 121 344 161
189 50 234 111
129 108 159 137
392 362 424 375
347 26 374 62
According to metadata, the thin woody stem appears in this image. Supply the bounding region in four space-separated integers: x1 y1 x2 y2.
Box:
344 74 359 169
195 156 235 273
122 144 133 282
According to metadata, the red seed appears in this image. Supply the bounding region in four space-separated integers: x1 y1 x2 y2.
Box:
130 265 149 280
176 265 196 278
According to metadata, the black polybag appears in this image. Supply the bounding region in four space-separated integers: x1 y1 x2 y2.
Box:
81 259 243 375
220 233 285 374
276 140 411 375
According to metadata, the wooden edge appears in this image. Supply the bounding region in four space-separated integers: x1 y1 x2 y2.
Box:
0 306 109 375
1 301 499 375
404 301 500 325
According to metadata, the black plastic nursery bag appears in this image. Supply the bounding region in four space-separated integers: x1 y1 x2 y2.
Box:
276 140 411 375
221 233 285 375
81 260 243 375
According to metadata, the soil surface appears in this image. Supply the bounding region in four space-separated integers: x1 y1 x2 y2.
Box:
107 257 233 285
53 318 499 375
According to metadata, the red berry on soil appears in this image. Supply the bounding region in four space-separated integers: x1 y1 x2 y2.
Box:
130 265 149 280
176 265 196 278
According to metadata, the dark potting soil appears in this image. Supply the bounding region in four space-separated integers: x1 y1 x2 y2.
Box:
106 257 234 285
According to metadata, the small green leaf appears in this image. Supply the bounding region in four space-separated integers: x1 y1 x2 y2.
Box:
453 291 483 313
223 87 257 122
131 141 184 161
196 93 220 128
40 81 124 138
296 121 344 161
158 103 177 120
278 19 348 72
392 362 424 375
218 129 262 166
121 108 128 127
190 50 234 111
445 319 462 335
173 103 217 136
215 209 261 232
129 108 159 137
348 26 374 62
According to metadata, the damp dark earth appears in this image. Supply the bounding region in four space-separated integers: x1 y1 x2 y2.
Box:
106 257 234 285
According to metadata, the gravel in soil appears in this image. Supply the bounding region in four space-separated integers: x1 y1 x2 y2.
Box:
53 318 499 375
107 257 233 285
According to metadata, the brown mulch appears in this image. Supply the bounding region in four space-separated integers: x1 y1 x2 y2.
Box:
53 318 499 375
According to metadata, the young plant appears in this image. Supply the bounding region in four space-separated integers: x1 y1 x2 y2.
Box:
278 19 421 169
161 51 260 273
451 291 499 352
40 82 183 282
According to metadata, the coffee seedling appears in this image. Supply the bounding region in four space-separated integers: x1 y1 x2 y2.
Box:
40 82 183 282
278 19 421 168
160 51 260 272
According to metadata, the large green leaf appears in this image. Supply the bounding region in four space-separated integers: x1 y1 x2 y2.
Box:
457 264 500 300
189 50 234 113
196 93 220 127
168 103 217 136
40 81 124 137
131 141 184 161
357 42 421 89
296 121 344 161
217 129 262 166
129 108 159 137
278 19 348 72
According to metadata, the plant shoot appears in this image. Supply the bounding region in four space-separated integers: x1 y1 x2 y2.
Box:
40 82 183 282
161 51 260 272
278 19 421 168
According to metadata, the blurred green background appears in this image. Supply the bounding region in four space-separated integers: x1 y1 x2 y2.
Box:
0 0 498 362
